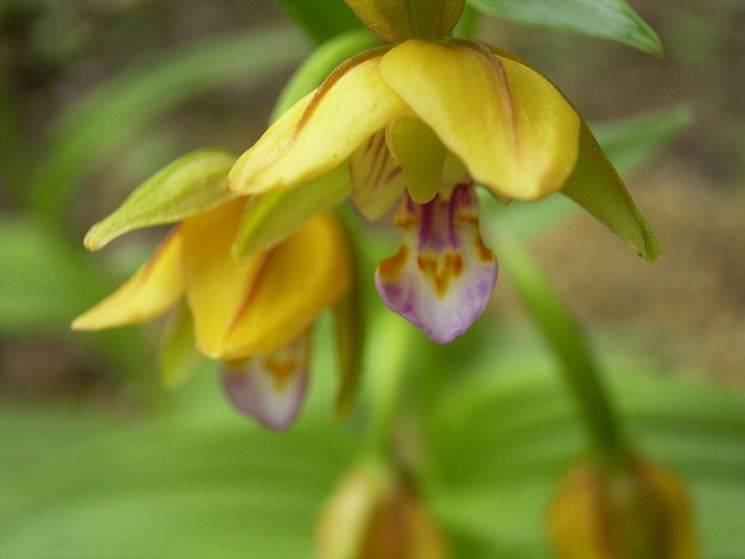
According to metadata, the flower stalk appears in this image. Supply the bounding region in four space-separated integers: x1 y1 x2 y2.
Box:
496 231 630 462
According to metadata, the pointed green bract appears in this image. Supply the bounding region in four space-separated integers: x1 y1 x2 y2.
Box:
84 149 236 251
345 0 465 42
468 0 663 56
158 303 205 390
561 123 660 262
231 164 350 260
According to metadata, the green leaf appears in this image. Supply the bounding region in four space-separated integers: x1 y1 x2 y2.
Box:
232 164 350 259
468 0 663 56
29 26 307 221
275 0 365 44
84 149 236 251
272 29 381 121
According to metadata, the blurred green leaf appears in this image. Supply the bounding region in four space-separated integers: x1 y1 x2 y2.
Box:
84 149 236 251
0 215 150 374
274 0 365 44
594 105 694 176
29 26 307 222
0 217 106 335
468 0 663 56
426 361 745 559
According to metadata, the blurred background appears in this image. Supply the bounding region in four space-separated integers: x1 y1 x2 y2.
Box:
0 1 743 558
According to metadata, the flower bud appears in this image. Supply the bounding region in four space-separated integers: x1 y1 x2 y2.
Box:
548 459 696 559
316 463 448 559
344 0 464 42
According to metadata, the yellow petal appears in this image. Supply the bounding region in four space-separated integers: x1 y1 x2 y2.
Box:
222 213 351 360
379 40 580 201
180 198 267 359
230 52 406 195
71 228 183 330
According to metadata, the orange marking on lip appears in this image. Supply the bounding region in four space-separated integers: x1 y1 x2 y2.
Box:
379 243 409 281
474 234 495 263
417 252 464 296
393 215 419 230
264 356 298 392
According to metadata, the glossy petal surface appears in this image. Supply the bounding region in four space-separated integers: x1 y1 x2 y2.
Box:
72 228 183 330
376 185 497 343
230 54 406 195
221 335 310 431
223 213 351 359
379 40 580 201
180 198 266 359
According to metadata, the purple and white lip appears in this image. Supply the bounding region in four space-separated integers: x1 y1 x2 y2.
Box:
220 335 310 431
375 183 498 344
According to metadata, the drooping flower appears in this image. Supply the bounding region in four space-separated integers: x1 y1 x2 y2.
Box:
72 151 353 430
549 458 696 559
316 462 448 559
228 0 658 344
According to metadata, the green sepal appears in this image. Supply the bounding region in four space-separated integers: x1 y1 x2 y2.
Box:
331 210 367 420
84 149 236 251
232 164 350 260
561 123 661 262
158 303 205 390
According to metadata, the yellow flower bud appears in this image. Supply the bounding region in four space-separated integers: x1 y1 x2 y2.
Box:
316 463 448 559
548 459 697 559
344 0 464 42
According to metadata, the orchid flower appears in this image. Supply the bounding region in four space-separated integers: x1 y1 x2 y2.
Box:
73 151 352 430
228 0 658 344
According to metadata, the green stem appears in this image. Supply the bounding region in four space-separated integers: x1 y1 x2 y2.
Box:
367 312 416 457
497 232 630 462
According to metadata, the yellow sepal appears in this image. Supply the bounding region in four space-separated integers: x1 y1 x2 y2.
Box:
72 228 184 330
230 53 406 195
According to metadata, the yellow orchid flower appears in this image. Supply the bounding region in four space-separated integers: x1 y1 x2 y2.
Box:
229 0 658 345
73 151 352 430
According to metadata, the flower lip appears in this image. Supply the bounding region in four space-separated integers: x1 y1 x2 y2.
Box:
376 184 498 344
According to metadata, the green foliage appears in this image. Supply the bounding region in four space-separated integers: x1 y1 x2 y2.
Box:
28 26 307 221
468 0 663 56
2 349 744 558
274 0 365 44
84 149 237 251
425 360 745 558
